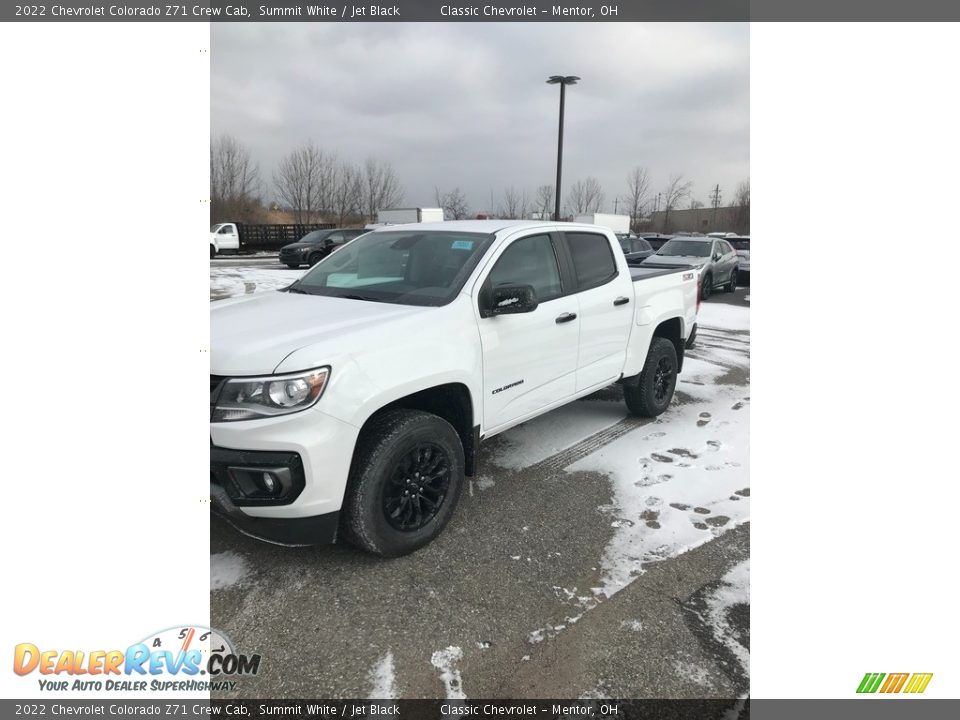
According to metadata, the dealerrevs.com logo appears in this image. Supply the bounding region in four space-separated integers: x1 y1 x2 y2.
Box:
857 672 933 694
13 625 261 692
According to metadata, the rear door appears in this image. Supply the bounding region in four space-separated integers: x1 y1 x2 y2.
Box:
560 230 635 392
476 231 579 431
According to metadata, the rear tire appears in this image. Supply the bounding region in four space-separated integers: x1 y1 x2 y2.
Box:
285 263 300 269
342 409 465 557
725 268 738 293
624 337 678 418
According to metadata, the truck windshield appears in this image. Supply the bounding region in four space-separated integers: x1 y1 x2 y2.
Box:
290 230 494 306
657 239 712 257
210 224 223 233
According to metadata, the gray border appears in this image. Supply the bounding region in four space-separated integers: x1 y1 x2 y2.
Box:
7 0 960 23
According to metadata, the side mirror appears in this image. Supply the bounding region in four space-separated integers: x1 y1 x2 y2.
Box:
482 283 538 317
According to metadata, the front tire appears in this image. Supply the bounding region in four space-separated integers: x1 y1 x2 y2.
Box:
308 252 323 266
624 337 678 418
210 245 216 259
285 263 301 269
342 409 465 557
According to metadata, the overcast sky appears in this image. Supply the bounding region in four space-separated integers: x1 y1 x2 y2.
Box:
211 23 749 214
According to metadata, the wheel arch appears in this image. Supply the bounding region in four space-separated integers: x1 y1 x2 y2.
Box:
357 383 479 477
652 316 685 373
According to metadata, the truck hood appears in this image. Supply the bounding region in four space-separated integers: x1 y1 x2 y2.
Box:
211 291 428 375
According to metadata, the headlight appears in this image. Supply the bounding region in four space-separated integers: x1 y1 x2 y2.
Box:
212 367 329 422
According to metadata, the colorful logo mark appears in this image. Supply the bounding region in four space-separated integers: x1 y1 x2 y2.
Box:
857 672 933 694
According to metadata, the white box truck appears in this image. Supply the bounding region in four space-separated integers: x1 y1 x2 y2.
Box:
377 208 445 225
574 213 631 234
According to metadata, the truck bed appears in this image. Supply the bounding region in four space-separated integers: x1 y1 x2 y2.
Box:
630 264 694 281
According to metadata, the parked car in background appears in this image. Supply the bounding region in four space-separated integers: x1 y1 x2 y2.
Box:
279 228 368 268
641 233 674 251
211 222 334 258
617 235 655 265
727 235 750 285
642 236 739 299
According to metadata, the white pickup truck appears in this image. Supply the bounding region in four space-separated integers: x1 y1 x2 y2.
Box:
210 220 700 556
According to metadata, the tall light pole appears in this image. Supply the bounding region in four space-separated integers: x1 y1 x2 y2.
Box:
547 75 579 221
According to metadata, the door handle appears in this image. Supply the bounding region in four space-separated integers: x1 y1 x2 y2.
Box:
614 296 630 306
555 312 577 324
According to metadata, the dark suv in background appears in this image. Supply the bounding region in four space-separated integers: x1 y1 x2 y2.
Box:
279 228 368 268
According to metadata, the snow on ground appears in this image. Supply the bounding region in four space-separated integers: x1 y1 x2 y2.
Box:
569 327 749 597
704 560 750 674
368 650 397 699
430 646 466 699
696 301 749 331
210 551 250 590
210 267 302 299
493 400 627 469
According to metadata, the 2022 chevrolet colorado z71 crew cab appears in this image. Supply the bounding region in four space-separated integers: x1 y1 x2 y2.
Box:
210 220 699 556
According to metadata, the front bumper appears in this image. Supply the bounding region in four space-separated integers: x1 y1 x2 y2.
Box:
211 483 339 546
210 405 360 540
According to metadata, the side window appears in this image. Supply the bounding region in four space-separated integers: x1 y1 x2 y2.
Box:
218 225 233 235
326 232 344 244
636 239 652 252
565 232 618 289
487 234 562 302
722 241 734 255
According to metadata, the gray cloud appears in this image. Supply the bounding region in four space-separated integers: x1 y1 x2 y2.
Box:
212 22 749 213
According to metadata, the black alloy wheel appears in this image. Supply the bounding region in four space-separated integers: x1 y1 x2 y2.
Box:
382 444 451 531
653 357 675 404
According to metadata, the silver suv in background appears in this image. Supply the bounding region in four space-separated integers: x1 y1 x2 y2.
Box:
642 236 739 299
727 235 750 285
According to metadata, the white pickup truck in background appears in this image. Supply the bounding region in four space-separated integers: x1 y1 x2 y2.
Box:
210 220 699 556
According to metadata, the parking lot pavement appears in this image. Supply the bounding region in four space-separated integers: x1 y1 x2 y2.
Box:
211 265 750 699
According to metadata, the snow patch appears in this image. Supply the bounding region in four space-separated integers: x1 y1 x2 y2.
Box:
705 560 750 674
210 551 249 590
430 646 465 700
493 400 627 470
368 651 396 700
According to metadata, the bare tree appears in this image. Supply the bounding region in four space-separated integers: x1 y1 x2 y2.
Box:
661 174 693 232
210 135 262 223
689 198 704 210
331 161 364 227
566 177 604 215
621 167 651 232
361 159 404 222
273 141 336 224
434 186 470 220
733 179 750 233
534 184 554 220
498 186 528 219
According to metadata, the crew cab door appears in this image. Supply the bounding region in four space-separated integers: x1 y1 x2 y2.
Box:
475 231 579 432
560 230 636 391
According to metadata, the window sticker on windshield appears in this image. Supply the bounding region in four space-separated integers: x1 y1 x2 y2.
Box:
451 240 474 251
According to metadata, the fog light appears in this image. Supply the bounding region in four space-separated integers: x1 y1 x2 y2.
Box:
260 472 278 495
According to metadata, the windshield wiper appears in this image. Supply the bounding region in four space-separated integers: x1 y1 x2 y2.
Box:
339 294 383 303
286 285 310 294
